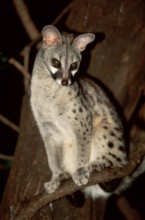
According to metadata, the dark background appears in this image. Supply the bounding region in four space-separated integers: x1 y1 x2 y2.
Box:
0 0 71 201
0 1 145 219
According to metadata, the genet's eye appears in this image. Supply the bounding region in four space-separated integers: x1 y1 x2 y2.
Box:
70 62 78 71
52 58 61 68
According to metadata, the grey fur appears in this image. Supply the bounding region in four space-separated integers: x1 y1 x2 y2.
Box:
30 25 128 194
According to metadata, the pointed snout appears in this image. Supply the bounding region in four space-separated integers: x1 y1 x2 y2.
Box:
61 78 69 86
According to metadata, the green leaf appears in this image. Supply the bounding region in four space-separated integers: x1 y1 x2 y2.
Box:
5 160 13 170
0 51 9 70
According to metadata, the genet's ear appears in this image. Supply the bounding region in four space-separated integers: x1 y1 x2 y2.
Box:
42 25 62 46
73 33 95 52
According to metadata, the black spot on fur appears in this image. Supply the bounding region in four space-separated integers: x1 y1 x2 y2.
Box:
109 152 116 159
79 107 83 112
110 132 115 136
116 157 122 162
118 137 123 141
119 146 125 152
108 141 114 148
72 109 76 113
103 126 108 130
109 152 123 163
114 127 121 131
108 160 113 166
80 121 83 126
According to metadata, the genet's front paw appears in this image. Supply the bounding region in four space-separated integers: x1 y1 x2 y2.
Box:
89 162 102 173
72 167 90 186
44 177 60 193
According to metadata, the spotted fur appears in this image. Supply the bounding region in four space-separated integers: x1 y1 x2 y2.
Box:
30 25 128 194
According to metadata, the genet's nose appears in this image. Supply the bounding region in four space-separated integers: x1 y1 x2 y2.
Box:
61 79 69 86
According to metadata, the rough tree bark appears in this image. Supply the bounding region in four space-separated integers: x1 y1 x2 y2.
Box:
66 0 145 119
0 0 145 219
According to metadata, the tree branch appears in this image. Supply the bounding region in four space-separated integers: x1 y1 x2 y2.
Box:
0 154 14 161
12 0 40 40
117 196 143 220
9 1 74 93
15 140 145 220
20 45 31 73
9 58 30 91
52 2 73 26
0 114 19 133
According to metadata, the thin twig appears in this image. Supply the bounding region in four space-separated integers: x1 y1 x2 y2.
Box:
20 1 74 54
20 45 31 73
12 0 40 40
0 154 14 161
52 2 74 25
15 143 145 220
9 58 30 91
0 114 19 133
9 1 74 92
9 58 30 79
34 1 74 50
117 196 143 220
